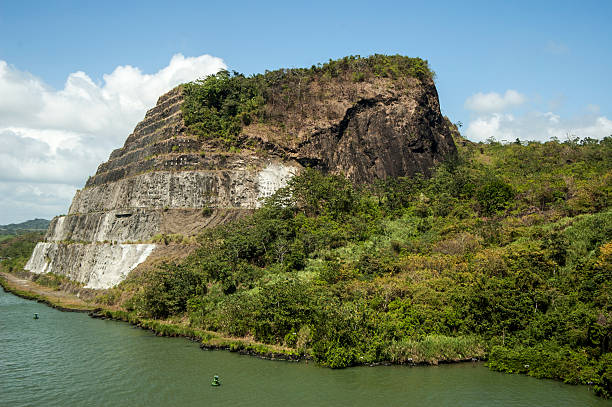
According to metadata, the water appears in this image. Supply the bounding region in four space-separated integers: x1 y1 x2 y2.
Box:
1 288 609 407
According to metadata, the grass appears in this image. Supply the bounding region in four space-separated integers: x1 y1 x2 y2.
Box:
95 308 302 359
387 335 486 364
0 273 94 312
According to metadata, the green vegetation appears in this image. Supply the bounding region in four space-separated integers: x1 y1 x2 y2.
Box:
151 233 197 245
116 136 612 396
0 232 44 273
93 308 299 358
181 55 434 147
182 70 265 146
0 218 49 244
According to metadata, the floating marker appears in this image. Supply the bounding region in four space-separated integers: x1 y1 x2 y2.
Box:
211 375 220 387
33 313 39 319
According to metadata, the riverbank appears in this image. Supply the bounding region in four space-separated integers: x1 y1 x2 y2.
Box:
0 271 94 312
5 285 603 407
0 271 482 366
0 271 304 361
2 269 610 401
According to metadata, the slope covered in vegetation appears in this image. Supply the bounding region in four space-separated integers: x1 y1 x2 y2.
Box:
106 136 612 396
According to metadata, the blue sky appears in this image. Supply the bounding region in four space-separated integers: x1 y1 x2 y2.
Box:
2 0 611 123
0 0 611 223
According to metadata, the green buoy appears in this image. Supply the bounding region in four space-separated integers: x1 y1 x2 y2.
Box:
33 313 39 319
211 375 220 386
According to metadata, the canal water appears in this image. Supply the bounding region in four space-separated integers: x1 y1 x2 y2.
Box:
1 288 609 406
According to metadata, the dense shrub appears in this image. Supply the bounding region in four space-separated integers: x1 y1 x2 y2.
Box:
476 179 514 215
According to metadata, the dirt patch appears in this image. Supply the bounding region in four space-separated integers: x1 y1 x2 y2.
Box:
0 271 98 311
160 208 251 236
131 243 199 274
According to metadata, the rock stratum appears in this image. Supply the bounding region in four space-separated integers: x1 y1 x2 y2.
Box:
26 55 456 288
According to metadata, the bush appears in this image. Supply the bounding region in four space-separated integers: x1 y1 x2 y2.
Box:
476 179 514 215
134 264 202 319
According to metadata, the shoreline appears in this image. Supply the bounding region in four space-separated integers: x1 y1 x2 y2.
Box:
0 272 306 362
2 271 608 400
0 271 94 313
0 271 481 367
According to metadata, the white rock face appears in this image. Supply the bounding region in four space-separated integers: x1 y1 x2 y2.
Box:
256 162 297 206
45 211 164 243
69 164 299 215
28 161 299 289
25 242 156 289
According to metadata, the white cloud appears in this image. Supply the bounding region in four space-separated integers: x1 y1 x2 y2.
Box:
0 54 225 224
465 111 612 142
464 90 527 114
0 182 77 224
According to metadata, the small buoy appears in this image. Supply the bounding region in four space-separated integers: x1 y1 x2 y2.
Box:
211 375 221 387
33 313 39 319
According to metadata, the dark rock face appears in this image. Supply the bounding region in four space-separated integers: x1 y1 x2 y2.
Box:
297 86 455 182
242 75 456 184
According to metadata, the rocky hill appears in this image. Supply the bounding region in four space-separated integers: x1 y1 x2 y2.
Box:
25 55 456 288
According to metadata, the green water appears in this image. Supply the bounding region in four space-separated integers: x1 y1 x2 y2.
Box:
1 288 609 407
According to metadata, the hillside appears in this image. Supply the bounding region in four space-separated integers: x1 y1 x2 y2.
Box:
0 219 50 234
0 219 49 243
107 136 611 397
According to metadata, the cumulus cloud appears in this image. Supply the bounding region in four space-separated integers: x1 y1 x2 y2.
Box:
463 88 612 143
0 54 225 223
464 90 527 113
465 111 612 142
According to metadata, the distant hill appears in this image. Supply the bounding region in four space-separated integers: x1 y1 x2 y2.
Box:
0 218 50 234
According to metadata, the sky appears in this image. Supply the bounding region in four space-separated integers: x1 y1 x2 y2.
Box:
0 0 611 224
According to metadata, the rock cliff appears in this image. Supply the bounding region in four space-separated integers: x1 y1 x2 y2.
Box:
26 55 456 288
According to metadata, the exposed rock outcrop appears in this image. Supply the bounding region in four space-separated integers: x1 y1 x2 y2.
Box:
26 56 456 288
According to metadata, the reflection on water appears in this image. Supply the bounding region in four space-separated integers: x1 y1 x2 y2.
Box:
1 288 608 407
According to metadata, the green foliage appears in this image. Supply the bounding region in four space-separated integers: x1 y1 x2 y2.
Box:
488 343 602 386
0 232 44 273
182 70 265 146
594 353 612 398
201 206 213 217
317 54 435 82
151 233 195 245
132 263 202 319
476 179 514 215
129 137 611 395
387 335 485 364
